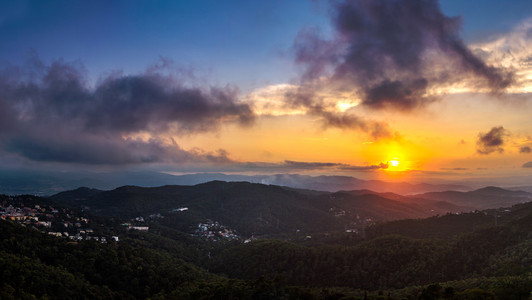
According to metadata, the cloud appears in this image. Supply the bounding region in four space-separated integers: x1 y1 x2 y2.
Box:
191 148 233 164
239 160 388 172
476 126 507 154
0 58 254 165
471 19 532 93
246 84 303 116
282 160 388 170
291 0 513 111
520 146 531 153
283 160 389 171
440 168 468 171
6 134 184 165
314 110 393 139
363 79 431 111
283 87 395 139
340 162 389 171
3 129 234 165
88 77 253 134
523 161 532 168
283 160 343 169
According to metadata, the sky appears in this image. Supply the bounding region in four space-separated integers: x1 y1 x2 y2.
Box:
0 0 531 185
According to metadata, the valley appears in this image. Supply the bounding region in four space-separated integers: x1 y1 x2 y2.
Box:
1 181 531 299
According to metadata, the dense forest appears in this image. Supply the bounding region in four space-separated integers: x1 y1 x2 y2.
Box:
1 182 531 299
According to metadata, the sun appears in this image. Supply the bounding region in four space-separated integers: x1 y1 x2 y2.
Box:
389 159 400 167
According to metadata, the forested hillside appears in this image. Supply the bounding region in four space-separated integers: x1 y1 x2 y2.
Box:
50 181 483 237
1 182 531 299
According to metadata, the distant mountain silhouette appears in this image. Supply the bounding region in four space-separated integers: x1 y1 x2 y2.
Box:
414 186 532 210
50 181 474 236
0 168 471 195
51 187 104 202
170 173 471 194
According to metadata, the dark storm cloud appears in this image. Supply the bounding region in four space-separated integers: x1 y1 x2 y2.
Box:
0 59 254 164
523 161 532 168
520 146 531 153
5 134 188 165
3 127 234 165
363 79 432 111
317 110 393 139
476 126 507 155
291 0 513 111
87 76 253 134
2 59 254 134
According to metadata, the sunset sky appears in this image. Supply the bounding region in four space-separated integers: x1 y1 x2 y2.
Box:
1 0 531 185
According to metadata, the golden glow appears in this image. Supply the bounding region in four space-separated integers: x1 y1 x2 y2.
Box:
358 138 435 178
337 101 356 112
162 20 532 181
389 159 400 167
140 90 532 181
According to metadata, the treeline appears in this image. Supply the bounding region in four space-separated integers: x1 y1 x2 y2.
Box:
2 190 532 299
207 216 532 297
0 219 214 299
0 219 362 299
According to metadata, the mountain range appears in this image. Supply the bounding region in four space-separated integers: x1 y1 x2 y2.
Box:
2 180 532 299
49 181 532 236
413 186 532 210
0 168 470 195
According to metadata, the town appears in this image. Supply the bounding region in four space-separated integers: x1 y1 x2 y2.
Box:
0 195 119 243
1 195 256 244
